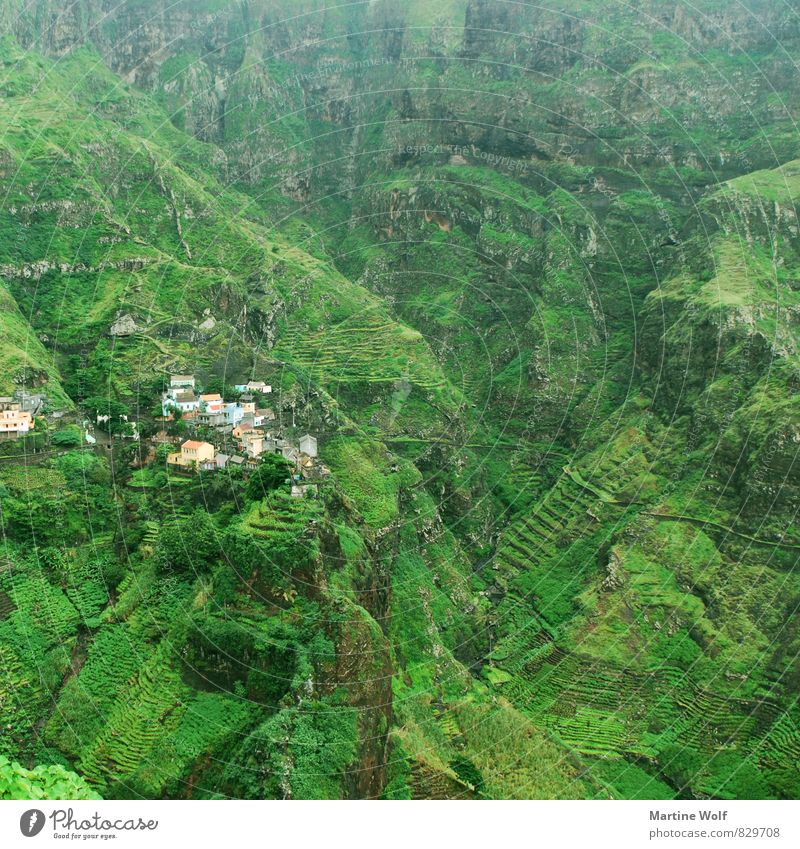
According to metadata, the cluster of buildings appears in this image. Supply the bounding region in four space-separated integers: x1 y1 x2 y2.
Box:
0 395 37 435
161 374 328 494
160 375 275 430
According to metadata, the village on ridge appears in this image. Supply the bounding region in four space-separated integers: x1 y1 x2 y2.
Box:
157 374 328 497
0 375 328 499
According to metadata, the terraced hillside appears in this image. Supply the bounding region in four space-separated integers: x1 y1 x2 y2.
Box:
0 0 799 802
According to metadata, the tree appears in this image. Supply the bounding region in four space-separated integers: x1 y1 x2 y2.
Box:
201 376 226 396
138 373 168 411
167 413 186 438
155 509 221 574
246 454 293 502
51 425 82 447
222 525 284 590
190 469 246 514
135 418 156 440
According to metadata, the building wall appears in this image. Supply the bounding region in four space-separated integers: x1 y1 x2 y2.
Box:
0 411 32 433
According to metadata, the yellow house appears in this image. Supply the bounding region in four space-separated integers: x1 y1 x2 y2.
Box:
167 439 215 469
232 423 256 439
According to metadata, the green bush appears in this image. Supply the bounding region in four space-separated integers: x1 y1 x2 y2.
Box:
245 454 293 501
51 425 83 447
0 755 100 800
155 510 222 574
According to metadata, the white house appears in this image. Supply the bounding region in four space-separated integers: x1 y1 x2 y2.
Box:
170 374 195 390
248 380 272 394
162 389 199 416
234 380 271 394
224 402 245 427
253 408 275 427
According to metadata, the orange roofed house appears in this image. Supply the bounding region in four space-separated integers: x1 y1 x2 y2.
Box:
167 439 215 470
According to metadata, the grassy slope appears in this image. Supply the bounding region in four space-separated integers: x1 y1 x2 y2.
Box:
0 35 586 799
0 37 464 424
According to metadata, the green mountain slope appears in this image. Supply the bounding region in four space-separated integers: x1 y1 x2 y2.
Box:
0 0 798 801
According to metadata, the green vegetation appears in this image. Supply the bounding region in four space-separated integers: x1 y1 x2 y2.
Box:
0 0 798 802
0 755 101 800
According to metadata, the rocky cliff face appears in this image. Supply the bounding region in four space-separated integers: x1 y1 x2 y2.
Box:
9 0 800 191
637 160 800 515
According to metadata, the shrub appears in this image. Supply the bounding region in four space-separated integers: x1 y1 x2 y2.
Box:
245 454 293 502
0 755 100 800
51 425 82 447
155 510 222 574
